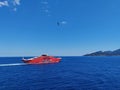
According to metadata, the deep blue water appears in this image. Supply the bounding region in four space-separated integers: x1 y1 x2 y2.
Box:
1 56 120 90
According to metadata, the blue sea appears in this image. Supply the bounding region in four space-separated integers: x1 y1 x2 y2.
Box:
0 56 120 90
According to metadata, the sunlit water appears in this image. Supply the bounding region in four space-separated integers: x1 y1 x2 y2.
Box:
0 56 120 90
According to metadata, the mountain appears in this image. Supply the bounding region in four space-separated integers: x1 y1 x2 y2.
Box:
84 49 120 56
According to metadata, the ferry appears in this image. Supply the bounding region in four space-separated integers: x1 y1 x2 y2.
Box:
22 54 61 64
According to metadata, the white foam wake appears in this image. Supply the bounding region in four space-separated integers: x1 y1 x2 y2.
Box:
0 63 26 67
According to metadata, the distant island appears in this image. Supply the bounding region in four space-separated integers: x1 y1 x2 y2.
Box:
84 49 120 56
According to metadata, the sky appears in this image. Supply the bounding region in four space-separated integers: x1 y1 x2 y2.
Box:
0 0 120 56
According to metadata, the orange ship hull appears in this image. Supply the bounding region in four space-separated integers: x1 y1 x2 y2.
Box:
22 55 61 64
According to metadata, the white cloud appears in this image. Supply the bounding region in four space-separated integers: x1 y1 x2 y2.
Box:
13 7 17 11
61 21 67 25
13 0 20 6
0 1 8 7
0 0 21 11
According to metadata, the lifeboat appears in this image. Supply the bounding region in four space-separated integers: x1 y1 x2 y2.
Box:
22 54 61 64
